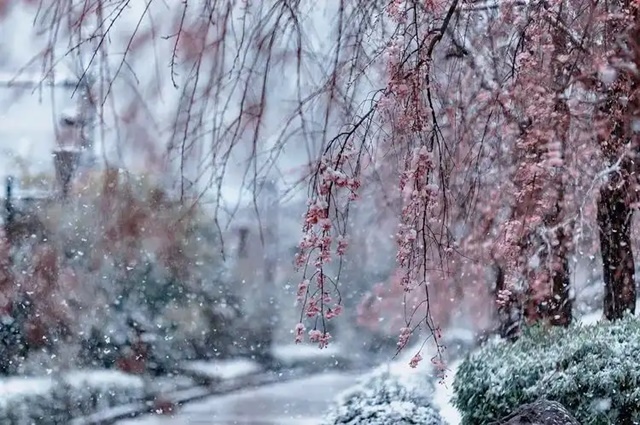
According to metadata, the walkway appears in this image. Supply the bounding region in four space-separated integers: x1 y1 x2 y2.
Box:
118 372 359 425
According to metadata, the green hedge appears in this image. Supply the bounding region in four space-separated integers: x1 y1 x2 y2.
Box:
453 314 640 424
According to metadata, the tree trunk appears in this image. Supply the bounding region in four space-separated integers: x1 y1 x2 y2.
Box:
596 0 639 321
598 183 635 320
548 220 572 327
495 264 521 341
547 9 573 327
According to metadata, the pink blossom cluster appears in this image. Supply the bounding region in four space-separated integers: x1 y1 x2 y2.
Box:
397 326 412 350
293 143 360 346
386 0 406 23
396 146 437 291
496 289 513 307
368 5 447 366
409 352 423 368
309 328 332 349
431 355 447 384
294 323 305 344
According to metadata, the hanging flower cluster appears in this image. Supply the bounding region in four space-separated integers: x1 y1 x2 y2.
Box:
293 143 360 348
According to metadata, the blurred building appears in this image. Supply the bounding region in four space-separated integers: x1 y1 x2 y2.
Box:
223 183 306 348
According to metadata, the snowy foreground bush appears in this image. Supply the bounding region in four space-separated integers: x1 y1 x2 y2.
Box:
323 366 444 425
454 314 640 424
0 370 145 424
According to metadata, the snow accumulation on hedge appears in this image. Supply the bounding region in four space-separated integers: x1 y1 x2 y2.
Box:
324 343 445 425
323 366 444 425
454 314 640 425
0 370 146 424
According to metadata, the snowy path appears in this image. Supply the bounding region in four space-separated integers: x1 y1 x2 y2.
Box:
118 372 359 425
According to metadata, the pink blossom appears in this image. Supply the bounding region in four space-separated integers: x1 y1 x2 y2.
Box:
294 323 305 344
397 326 412 349
309 329 332 349
409 352 423 368
326 304 343 319
296 280 309 302
336 235 348 256
294 252 308 269
318 218 332 232
308 329 322 341
431 356 446 372
322 291 332 304
306 299 320 317
496 289 512 307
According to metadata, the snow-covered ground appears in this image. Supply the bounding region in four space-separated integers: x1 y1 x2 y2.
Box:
118 372 359 425
433 359 462 425
271 344 343 366
577 310 603 326
0 369 146 424
0 369 143 404
112 310 606 425
179 358 261 381
0 375 52 404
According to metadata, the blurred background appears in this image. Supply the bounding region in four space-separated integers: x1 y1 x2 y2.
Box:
0 1 610 424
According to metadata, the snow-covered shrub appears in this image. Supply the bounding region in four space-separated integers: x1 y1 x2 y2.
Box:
454 314 640 425
324 367 444 425
0 370 145 424
3 171 241 374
